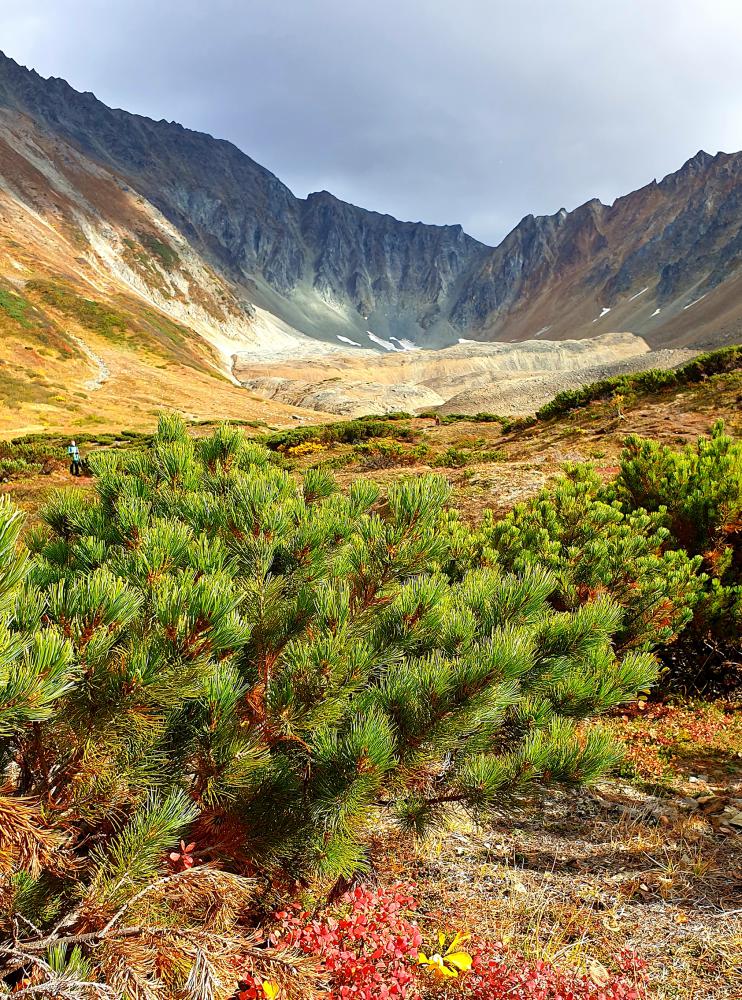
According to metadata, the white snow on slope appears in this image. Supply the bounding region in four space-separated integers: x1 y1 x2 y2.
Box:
534 326 552 337
337 335 362 347
389 336 418 351
651 308 661 317
683 294 707 310
367 331 401 352
592 307 612 323
628 287 649 302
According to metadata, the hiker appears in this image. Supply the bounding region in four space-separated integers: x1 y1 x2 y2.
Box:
67 440 82 477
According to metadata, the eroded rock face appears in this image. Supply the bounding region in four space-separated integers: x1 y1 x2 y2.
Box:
2 51 742 355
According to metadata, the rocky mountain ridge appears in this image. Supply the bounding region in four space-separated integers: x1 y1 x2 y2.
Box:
1 51 741 357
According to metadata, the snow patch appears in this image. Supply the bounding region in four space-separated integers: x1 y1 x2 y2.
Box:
533 326 552 338
683 294 706 310
628 287 649 302
651 308 661 317
592 307 612 323
389 336 418 351
337 335 362 347
367 331 400 352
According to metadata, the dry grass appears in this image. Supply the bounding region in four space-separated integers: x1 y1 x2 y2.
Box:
358 694 742 1000
370 783 740 999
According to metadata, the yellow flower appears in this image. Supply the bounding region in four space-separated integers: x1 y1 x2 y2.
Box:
417 930 472 979
261 981 281 999
418 952 459 978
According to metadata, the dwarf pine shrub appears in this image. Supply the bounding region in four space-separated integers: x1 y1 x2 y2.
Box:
609 422 741 685
0 415 659 993
535 344 742 420
478 463 704 651
448 422 740 688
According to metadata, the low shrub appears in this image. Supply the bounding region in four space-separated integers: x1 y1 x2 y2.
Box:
434 446 472 468
463 950 648 1000
608 421 741 689
262 417 414 452
445 422 740 690
268 884 422 1000
284 440 325 457
356 440 430 469
0 457 42 481
536 345 742 421
482 463 704 651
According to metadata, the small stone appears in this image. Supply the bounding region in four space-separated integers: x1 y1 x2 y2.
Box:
701 798 726 816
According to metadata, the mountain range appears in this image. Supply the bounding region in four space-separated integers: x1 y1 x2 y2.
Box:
0 51 740 431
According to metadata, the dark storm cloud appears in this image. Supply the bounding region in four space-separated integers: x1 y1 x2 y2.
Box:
4 0 742 244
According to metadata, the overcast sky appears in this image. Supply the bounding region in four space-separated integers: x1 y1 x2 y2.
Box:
3 0 741 245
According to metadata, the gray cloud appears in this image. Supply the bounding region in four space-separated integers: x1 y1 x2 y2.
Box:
3 0 742 244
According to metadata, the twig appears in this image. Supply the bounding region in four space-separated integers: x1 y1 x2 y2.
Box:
15 914 45 940
11 978 116 998
100 863 217 935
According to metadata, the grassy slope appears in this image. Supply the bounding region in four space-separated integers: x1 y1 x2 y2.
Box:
0 275 333 437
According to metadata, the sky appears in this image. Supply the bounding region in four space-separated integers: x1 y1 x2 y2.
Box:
3 0 742 246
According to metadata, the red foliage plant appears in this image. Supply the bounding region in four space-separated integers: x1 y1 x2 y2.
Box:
235 884 648 1000
465 949 648 1000
271 884 422 999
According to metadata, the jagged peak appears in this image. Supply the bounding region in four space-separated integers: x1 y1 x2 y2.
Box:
306 189 340 202
658 148 730 189
685 149 715 169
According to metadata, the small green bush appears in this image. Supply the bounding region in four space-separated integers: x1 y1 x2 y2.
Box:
608 421 742 663
536 345 742 421
479 464 704 651
262 417 415 451
434 446 472 468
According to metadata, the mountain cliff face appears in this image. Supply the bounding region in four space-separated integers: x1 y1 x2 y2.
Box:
0 50 741 360
0 53 488 349
449 152 742 348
